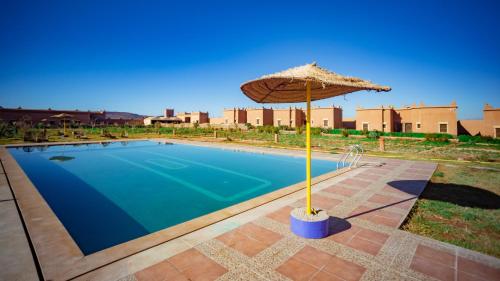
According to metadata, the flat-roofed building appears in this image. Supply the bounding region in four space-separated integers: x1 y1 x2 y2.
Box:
176 112 191 123
190 112 209 124
355 102 458 135
355 106 395 132
459 104 499 137
246 107 273 126
309 106 342 129
223 108 247 125
273 107 304 128
0 106 106 126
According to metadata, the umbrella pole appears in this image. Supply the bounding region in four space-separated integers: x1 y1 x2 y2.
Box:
306 81 312 215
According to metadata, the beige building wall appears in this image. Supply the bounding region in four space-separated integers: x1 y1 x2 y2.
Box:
355 107 394 132
356 102 458 135
209 117 224 125
395 103 457 135
459 104 500 137
190 112 209 124
223 108 247 125
308 107 342 129
246 108 273 126
273 108 304 127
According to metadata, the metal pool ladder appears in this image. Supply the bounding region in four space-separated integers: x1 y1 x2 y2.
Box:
337 144 364 169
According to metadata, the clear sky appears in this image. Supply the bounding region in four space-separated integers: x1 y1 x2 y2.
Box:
1 0 499 119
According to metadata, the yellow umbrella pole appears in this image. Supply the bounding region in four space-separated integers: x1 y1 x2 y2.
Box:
306 81 312 215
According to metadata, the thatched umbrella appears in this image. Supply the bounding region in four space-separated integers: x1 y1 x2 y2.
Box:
241 63 390 237
51 113 74 135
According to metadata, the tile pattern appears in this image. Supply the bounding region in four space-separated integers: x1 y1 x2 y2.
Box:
127 159 500 281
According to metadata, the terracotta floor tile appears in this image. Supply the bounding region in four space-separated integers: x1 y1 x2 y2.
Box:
216 229 268 257
328 225 361 244
323 256 366 281
168 248 207 272
410 256 454 281
266 206 293 224
276 257 319 281
368 194 401 205
323 185 359 197
356 172 382 181
293 246 333 268
181 259 227 281
238 223 283 245
295 195 341 210
167 248 227 281
311 270 344 281
340 178 371 188
457 256 500 281
347 237 383 256
356 228 389 245
414 245 455 267
367 214 400 227
135 260 187 281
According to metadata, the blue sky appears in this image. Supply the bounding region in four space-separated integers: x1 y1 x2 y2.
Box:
1 0 499 119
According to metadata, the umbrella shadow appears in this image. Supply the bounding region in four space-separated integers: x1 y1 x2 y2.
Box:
328 216 352 236
388 180 500 210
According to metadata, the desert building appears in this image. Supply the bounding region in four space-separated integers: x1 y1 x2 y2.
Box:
246 107 273 126
189 112 209 124
309 106 342 129
223 108 247 125
459 104 500 137
356 102 458 135
0 107 106 125
273 107 304 127
355 106 395 132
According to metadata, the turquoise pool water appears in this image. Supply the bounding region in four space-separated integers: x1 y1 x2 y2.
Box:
9 141 339 254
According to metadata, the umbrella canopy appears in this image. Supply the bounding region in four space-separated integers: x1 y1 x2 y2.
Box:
241 62 391 103
51 113 74 120
240 62 391 218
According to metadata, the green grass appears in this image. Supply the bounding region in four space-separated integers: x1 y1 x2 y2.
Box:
401 163 500 257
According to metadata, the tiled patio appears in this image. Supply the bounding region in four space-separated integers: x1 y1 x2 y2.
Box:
120 159 500 281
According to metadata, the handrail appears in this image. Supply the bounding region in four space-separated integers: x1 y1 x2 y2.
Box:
337 144 364 170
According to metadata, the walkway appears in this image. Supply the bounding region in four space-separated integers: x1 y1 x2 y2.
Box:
123 158 500 281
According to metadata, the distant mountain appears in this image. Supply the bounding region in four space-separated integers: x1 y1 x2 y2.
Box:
106 111 146 120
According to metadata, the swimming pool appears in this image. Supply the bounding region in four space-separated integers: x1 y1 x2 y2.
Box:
9 140 340 254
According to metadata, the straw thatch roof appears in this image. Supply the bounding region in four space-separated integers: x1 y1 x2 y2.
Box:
240 63 391 103
51 113 74 119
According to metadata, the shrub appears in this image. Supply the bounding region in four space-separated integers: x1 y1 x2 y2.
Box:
341 128 349 137
310 127 322 135
425 133 451 142
295 126 304 135
367 130 381 139
458 135 500 144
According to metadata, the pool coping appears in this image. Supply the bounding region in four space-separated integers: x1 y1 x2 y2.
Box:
0 139 361 281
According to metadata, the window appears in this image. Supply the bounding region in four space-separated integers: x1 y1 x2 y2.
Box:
277 119 281 126
439 123 448 133
416 122 421 129
362 122 369 131
323 119 329 127
495 127 500 138
256 118 260 125
225 119 228 124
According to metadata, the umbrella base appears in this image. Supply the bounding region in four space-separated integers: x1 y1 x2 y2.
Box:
290 207 329 239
